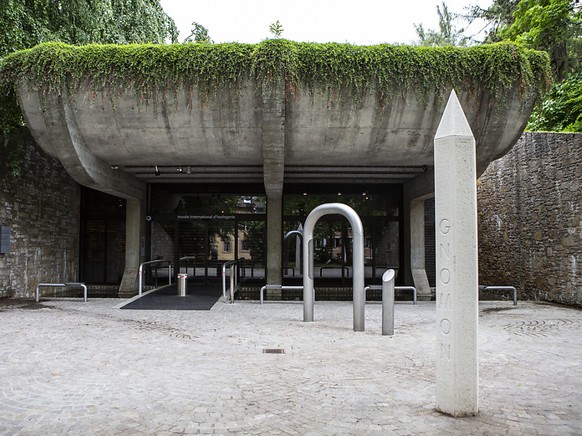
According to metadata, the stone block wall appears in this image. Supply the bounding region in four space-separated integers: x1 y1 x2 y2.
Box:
477 132 581 307
0 129 80 298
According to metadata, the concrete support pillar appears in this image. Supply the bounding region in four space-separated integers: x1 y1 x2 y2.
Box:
266 195 283 293
410 198 432 300
402 169 434 292
261 77 285 295
434 89 479 416
118 198 145 298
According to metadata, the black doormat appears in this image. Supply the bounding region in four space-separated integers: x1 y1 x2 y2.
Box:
121 283 223 310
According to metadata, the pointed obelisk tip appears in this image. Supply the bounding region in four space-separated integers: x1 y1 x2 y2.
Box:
435 89 474 140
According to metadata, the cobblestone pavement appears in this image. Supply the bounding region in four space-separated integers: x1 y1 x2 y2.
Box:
0 298 581 435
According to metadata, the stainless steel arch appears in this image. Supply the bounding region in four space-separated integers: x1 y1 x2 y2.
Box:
302 203 365 331
284 230 304 242
284 229 303 276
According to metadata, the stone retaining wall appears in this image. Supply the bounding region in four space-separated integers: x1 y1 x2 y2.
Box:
2 129 580 304
477 132 581 307
0 130 80 298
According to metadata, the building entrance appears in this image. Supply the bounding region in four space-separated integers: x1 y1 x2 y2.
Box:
283 187 403 291
148 189 267 286
173 216 266 285
176 218 235 284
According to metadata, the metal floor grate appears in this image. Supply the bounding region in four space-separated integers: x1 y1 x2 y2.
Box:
263 348 285 354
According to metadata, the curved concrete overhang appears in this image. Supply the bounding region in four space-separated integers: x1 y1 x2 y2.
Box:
16 77 536 198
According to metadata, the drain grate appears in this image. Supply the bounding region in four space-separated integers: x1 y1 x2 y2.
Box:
263 348 285 354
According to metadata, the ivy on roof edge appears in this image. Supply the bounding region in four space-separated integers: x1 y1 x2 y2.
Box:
0 40 552 103
0 40 552 177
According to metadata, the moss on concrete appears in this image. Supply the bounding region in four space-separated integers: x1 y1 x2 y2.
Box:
1 40 551 103
0 40 552 175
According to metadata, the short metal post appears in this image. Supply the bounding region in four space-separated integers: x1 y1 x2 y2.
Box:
178 274 187 297
382 269 396 336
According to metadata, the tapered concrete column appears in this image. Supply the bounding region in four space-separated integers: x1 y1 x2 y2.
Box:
402 169 434 290
434 89 479 416
261 77 285 292
119 198 145 298
410 198 432 300
266 196 283 291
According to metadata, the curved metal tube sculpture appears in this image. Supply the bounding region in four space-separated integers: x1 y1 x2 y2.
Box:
302 203 365 331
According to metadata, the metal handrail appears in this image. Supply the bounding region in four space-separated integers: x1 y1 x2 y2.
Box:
319 265 350 277
36 282 87 303
479 285 518 306
138 260 172 296
364 285 418 305
222 260 238 301
259 284 304 304
179 256 197 277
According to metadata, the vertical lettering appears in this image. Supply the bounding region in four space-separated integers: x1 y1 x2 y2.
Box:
440 318 451 335
439 268 451 284
439 219 451 234
439 292 451 308
440 242 451 259
440 343 451 360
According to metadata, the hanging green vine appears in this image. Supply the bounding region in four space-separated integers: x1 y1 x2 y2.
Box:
0 40 552 176
1 40 551 101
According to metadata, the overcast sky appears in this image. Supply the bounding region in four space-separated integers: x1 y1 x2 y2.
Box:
160 0 492 45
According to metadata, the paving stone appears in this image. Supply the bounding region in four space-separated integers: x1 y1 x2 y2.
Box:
0 299 581 434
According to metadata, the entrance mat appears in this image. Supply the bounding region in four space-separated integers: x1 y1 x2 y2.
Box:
121 283 222 310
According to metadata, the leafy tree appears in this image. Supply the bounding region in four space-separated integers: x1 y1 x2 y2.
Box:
269 20 284 38
499 0 581 80
242 221 265 264
183 22 213 44
466 0 521 42
528 72 582 131
415 2 469 46
468 0 581 131
0 0 178 58
469 0 581 79
0 0 177 176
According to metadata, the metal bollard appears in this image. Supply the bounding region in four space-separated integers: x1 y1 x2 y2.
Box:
382 269 396 336
178 274 188 297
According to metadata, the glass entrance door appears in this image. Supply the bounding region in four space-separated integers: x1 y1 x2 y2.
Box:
235 217 266 283
177 219 235 284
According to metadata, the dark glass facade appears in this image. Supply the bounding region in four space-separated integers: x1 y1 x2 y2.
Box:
80 187 126 284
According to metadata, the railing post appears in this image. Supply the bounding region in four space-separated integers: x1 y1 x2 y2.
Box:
222 262 227 299
222 260 237 301
138 264 144 296
138 260 172 297
229 264 235 303
80 284 88 303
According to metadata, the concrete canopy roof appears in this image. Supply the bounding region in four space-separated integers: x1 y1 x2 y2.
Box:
5 42 550 200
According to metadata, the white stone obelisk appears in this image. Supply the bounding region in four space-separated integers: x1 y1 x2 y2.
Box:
434 89 479 416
